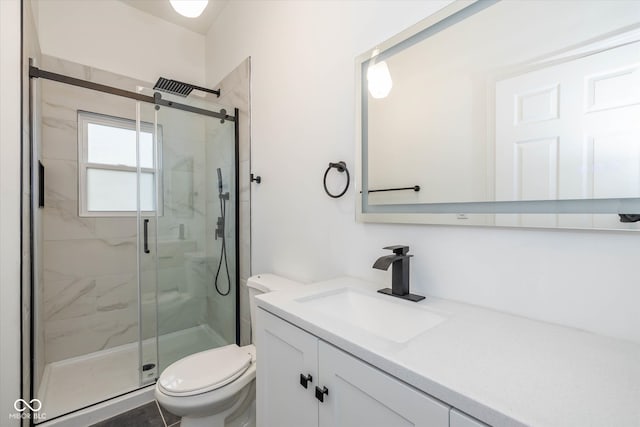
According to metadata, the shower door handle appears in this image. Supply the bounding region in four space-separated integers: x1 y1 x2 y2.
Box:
143 219 150 254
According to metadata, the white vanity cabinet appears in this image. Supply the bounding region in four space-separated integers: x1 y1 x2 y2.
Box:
256 307 318 427
256 308 450 427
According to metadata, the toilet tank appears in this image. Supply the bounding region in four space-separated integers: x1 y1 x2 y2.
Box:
247 274 302 343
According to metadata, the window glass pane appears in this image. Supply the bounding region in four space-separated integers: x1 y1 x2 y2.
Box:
87 123 153 168
87 168 155 211
87 123 136 167
140 172 155 211
139 131 154 169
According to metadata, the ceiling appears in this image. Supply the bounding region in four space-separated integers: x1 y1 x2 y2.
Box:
119 0 229 35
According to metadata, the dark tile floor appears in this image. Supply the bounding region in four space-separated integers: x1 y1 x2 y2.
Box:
90 400 180 427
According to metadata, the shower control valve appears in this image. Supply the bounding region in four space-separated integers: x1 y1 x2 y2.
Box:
215 217 224 240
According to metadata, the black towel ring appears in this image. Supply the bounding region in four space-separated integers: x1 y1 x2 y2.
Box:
323 161 350 198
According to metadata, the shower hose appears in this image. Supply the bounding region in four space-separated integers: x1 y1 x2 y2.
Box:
215 192 231 296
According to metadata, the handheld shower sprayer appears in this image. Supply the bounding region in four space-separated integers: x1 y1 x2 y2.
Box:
216 167 229 200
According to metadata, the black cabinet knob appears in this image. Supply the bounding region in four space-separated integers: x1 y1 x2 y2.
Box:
315 386 328 402
299 373 312 389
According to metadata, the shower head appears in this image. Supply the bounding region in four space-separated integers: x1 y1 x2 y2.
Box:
153 77 221 98
153 77 193 97
217 168 223 194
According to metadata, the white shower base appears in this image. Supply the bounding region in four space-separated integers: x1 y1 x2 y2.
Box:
37 324 227 422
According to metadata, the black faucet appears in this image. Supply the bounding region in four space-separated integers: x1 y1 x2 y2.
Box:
372 245 425 302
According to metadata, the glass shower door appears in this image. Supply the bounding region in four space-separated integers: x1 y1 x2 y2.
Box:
137 100 160 385
29 60 238 421
138 90 238 377
34 81 148 420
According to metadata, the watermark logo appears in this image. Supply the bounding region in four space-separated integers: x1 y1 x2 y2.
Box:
14 399 41 412
10 399 46 421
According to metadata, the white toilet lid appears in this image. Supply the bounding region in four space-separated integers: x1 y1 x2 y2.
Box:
158 344 252 397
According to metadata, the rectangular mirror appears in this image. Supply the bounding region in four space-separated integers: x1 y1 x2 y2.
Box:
357 0 640 230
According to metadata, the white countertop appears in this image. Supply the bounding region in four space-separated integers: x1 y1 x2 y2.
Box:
255 277 640 427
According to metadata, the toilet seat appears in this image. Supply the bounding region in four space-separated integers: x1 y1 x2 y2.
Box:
159 344 252 397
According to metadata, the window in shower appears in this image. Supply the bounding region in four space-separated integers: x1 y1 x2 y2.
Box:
77 111 162 216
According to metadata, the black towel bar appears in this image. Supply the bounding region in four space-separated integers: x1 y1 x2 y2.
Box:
360 185 420 194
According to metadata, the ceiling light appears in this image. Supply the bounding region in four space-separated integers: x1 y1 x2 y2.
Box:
169 0 208 18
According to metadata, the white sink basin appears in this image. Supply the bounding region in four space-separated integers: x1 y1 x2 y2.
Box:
295 287 444 343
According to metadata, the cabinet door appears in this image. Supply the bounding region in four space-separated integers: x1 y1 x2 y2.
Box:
256 309 318 427
450 409 489 427
318 342 449 427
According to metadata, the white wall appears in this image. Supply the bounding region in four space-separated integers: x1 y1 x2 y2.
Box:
0 0 23 423
205 0 640 343
37 0 206 85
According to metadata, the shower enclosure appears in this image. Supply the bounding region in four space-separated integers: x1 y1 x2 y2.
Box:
28 60 239 422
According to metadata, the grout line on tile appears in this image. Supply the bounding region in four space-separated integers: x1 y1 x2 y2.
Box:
155 399 168 427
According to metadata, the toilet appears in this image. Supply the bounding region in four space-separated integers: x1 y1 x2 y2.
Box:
155 274 302 427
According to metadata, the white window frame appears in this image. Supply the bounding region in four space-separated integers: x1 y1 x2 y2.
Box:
78 110 163 217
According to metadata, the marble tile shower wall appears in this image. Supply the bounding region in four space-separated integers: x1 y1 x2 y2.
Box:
154 108 208 337
156 106 207 248
41 56 144 363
